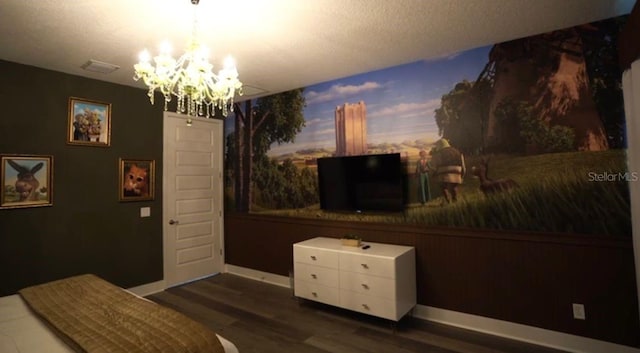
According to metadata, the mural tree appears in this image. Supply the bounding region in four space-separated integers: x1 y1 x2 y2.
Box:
434 78 491 154
251 156 318 209
231 89 306 212
493 97 575 153
578 17 628 148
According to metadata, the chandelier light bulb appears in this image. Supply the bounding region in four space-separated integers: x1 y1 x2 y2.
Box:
196 45 209 59
223 56 235 69
159 41 172 55
138 50 151 63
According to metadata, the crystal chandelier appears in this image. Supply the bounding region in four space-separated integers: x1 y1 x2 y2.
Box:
133 0 242 117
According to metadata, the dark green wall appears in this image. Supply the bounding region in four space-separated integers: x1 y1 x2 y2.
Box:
0 60 165 295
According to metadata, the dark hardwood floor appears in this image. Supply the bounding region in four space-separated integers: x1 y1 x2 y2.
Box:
146 273 568 353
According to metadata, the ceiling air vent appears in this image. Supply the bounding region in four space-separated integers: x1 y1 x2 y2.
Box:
81 59 120 74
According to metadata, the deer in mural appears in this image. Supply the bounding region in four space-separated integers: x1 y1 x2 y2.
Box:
472 157 519 196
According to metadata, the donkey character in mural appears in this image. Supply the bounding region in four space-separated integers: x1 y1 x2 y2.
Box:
7 159 44 202
429 138 466 204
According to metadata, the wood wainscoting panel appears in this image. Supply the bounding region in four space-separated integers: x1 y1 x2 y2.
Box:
224 213 639 348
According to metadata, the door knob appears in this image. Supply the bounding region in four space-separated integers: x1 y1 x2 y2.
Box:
169 219 179 225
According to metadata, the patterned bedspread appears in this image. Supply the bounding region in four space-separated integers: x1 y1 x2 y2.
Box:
19 274 224 353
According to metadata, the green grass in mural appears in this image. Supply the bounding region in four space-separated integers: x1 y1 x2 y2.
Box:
234 150 633 236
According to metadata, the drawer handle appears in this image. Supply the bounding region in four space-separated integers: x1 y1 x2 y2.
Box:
361 263 369 269
362 304 370 310
361 284 369 290
311 274 317 279
310 255 317 261
311 292 318 297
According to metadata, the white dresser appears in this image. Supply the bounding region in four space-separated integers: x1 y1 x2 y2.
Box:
293 237 416 321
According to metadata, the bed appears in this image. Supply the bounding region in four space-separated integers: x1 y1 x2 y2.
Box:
0 274 238 353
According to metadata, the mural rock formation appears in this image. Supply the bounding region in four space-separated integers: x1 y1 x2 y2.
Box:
486 28 609 153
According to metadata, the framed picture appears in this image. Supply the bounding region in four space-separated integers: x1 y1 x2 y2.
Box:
119 158 155 202
67 97 111 146
1 154 53 209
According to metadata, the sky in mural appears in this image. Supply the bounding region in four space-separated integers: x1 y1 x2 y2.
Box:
225 45 493 157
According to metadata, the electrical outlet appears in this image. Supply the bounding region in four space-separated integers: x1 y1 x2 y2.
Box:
572 303 586 320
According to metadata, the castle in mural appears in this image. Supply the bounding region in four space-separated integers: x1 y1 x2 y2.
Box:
335 101 367 156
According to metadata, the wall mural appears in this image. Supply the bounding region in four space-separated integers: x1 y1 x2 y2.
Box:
224 16 632 236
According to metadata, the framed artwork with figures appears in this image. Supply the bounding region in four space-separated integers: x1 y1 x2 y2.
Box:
1 154 53 209
67 97 111 146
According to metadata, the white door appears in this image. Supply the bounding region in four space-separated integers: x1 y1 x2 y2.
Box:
163 112 224 287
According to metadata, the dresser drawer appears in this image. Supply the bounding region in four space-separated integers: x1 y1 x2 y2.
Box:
339 253 395 278
295 262 339 287
294 281 339 306
339 271 395 300
339 290 396 320
294 245 339 269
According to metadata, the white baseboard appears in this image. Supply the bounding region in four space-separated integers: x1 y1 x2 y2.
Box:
127 279 166 297
125 266 291 297
226 265 639 353
413 305 640 353
224 264 291 288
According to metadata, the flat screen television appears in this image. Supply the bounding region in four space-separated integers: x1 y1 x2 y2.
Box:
317 153 406 212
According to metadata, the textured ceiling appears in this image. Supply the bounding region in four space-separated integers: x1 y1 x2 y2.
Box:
0 0 634 100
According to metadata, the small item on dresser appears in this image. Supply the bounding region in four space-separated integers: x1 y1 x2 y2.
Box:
362 245 370 250
340 234 362 247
